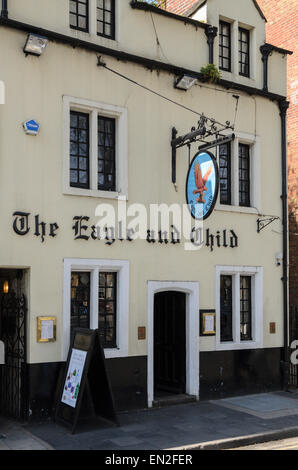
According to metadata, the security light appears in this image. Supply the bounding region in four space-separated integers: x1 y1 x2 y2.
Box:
174 74 198 91
24 34 48 56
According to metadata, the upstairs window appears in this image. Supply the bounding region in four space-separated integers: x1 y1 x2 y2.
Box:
97 0 115 39
219 21 231 72
97 116 116 192
70 111 90 189
239 27 250 77
219 142 231 205
70 0 89 32
239 143 251 207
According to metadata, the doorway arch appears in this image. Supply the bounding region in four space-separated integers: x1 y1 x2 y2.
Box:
147 281 200 408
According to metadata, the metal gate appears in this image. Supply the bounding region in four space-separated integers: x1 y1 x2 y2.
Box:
0 292 28 420
289 305 298 387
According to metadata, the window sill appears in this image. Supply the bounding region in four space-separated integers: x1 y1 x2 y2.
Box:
104 348 128 359
215 204 259 215
216 341 262 351
63 187 127 201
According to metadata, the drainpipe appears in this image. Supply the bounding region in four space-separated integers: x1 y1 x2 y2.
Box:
260 44 273 92
1 0 8 18
205 26 218 64
279 99 290 390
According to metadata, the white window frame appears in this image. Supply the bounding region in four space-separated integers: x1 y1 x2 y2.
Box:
63 95 128 200
215 265 263 351
63 258 129 360
216 131 261 214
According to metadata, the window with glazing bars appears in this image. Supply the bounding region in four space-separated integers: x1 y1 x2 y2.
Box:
97 0 115 39
219 142 231 205
98 272 117 348
71 272 90 332
239 28 250 77
219 21 231 72
220 275 233 342
70 111 90 189
98 116 116 191
240 276 252 341
70 0 89 32
239 143 250 207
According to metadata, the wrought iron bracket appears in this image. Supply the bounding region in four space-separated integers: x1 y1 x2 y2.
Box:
171 125 235 186
257 217 279 233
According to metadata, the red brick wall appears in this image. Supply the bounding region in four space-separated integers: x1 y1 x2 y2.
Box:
258 0 298 309
164 0 199 15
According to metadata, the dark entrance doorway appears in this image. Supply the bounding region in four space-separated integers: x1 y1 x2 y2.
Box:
154 291 186 396
0 269 28 420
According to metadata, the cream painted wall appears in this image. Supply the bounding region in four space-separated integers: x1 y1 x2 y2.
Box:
0 21 284 364
6 0 287 97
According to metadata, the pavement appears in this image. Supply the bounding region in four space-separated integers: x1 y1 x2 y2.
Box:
2 390 298 450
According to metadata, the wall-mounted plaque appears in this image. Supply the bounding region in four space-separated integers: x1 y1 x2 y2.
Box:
200 310 216 336
37 316 56 343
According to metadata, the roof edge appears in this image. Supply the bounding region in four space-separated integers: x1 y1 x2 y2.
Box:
130 0 209 30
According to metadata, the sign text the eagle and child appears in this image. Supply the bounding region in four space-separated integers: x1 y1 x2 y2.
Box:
12 210 238 252
12 150 239 251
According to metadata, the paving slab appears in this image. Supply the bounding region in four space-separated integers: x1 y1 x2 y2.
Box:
7 391 298 450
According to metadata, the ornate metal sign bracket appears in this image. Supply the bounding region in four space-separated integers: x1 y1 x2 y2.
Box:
171 116 235 187
257 216 279 233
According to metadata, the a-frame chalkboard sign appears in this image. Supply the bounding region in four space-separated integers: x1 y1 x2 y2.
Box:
55 328 118 434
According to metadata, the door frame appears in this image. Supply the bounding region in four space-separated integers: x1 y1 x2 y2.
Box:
147 281 200 408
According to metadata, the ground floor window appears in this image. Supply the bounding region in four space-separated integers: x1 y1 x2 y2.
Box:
63 259 129 360
216 266 263 351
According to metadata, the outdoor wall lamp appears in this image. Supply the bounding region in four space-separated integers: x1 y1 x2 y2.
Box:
23 34 48 56
174 74 198 91
3 280 9 294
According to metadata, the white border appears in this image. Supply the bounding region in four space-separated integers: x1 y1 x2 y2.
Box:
147 281 200 408
62 95 128 200
215 265 263 351
63 258 129 360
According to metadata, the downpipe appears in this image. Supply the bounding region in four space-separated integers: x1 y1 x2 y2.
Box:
279 99 290 390
1 0 8 18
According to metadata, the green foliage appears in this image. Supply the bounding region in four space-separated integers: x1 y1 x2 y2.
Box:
200 64 221 83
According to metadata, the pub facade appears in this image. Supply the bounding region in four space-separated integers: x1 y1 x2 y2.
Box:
0 0 292 420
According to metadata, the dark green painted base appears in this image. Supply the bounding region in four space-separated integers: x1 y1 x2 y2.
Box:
12 348 283 421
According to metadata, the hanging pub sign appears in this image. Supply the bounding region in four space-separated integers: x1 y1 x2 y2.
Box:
186 151 219 220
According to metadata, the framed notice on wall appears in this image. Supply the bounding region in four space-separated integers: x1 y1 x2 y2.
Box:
37 317 56 343
200 310 216 336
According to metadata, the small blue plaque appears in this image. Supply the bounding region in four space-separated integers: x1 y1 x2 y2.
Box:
23 119 40 136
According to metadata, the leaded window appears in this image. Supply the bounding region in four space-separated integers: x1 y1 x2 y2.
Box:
220 275 233 342
219 142 231 205
239 143 250 207
240 276 252 341
219 21 231 72
71 272 90 332
70 111 90 189
98 116 116 191
70 0 89 32
97 0 115 39
98 272 117 348
239 28 250 77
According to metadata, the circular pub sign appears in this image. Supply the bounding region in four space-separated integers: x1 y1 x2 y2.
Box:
186 151 219 220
